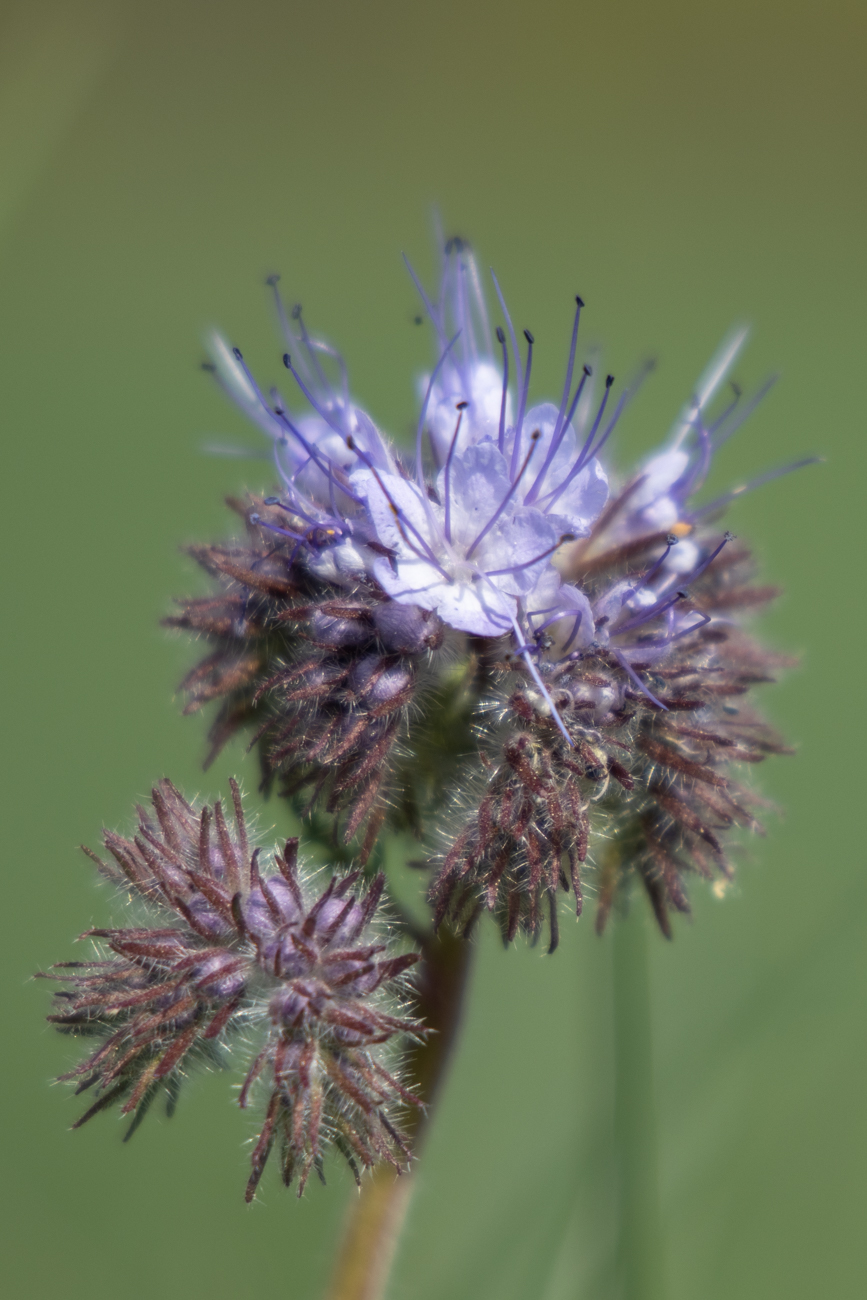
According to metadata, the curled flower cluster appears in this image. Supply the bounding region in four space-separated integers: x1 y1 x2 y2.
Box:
47 234 811 1199
45 780 421 1197
181 239 811 925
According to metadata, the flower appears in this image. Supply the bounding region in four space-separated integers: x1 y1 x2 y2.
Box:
188 235 815 941
352 442 566 638
45 780 422 1197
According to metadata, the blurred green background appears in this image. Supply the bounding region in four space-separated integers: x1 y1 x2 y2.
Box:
2 1 864 1296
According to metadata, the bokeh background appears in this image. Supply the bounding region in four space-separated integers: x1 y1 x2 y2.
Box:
2 1 864 1297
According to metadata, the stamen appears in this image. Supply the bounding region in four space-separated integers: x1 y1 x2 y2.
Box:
540 377 620 514
265 273 301 363
348 438 451 578
290 301 333 396
615 533 734 637
582 373 614 461
415 330 462 488
282 353 345 438
507 613 574 747
710 376 777 450
689 456 821 519
531 603 585 652
490 269 523 400
524 361 593 505
402 254 449 352
614 589 687 637
563 364 592 430
616 611 713 654
466 430 541 559
708 382 742 435
249 514 307 545
262 493 320 530
496 326 509 452
485 534 573 577
455 252 472 367
610 648 668 710
626 534 679 595
443 406 466 543
553 296 584 443
682 532 734 584
560 608 584 654
266 392 363 505
510 329 535 479
465 248 493 353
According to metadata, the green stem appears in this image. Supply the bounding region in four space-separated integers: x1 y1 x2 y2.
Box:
324 927 473 1300
612 908 666 1300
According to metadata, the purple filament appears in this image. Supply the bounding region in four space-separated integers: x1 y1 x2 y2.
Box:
507 612 574 748
689 455 821 520
403 254 449 353
348 440 451 578
510 330 534 479
524 364 592 505
542 386 629 515
711 377 777 450
553 297 584 444
496 327 509 452
442 408 465 544
485 536 568 577
415 330 462 489
282 354 346 438
490 269 523 402
610 648 668 711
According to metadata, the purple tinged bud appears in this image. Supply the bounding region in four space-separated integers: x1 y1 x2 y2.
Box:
45 781 422 1199
372 601 443 653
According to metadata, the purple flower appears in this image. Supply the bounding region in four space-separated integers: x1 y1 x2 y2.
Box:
352 443 564 638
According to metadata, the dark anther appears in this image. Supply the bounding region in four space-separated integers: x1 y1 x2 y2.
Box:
496 326 506 344
414 315 423 326
576 295 585 307
283 353 291 368
531 429 541 440
233 347 243 361
456 400 469 410
264 497 281 506
200 362 215 373
290 304 302 320
445 235 467 253
250 513 261 524
676 589 689 599
724 530 736 541
524 329 535 345
583 364 592 376
666 533 679 546
346 436 356 450
559 533 577 543
265 274 280 286
605 374 614 388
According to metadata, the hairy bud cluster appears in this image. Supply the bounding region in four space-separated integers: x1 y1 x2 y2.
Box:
44 781 421 1197
433 522 792 947
168 509 443 858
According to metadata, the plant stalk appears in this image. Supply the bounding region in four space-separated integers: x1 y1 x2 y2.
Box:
612 908 666 1300
324 926 473 1300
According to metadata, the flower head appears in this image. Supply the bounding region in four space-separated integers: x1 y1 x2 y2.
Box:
188 234 815 940
45 780 421 1197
